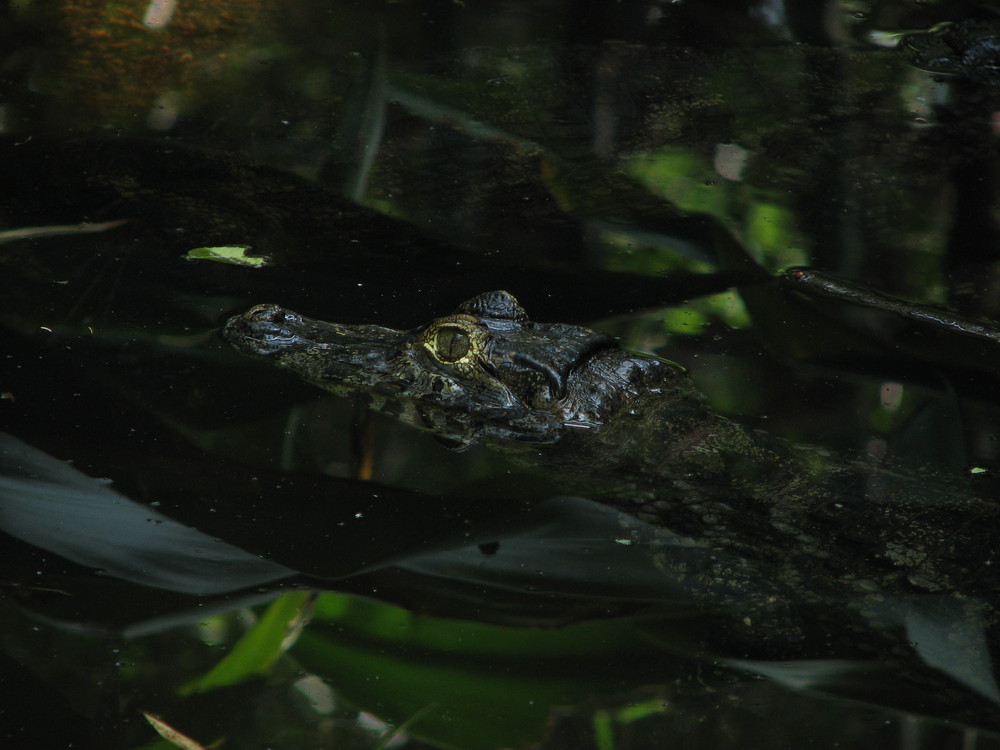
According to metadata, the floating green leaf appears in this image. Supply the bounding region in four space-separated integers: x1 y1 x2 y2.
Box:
184 245 269 267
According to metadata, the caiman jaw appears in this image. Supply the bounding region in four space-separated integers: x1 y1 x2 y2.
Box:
223 303 407 391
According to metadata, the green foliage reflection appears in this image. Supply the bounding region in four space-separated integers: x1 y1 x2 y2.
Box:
291 592 689 750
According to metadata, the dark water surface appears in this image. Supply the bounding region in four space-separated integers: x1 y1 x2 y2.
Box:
3 1 1000 748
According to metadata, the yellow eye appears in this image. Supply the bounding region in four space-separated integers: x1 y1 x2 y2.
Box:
433 326 471 363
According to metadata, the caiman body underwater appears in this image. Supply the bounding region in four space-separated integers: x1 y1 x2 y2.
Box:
223 291 1000 617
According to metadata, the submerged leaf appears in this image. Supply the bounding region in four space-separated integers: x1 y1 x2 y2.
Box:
292 591 693 750
181 591 314 695
142 713 209 750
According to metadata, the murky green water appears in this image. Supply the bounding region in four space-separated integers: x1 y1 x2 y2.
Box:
3 1 1000 748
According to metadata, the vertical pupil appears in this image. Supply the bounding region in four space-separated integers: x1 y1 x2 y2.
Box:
435 327 470 362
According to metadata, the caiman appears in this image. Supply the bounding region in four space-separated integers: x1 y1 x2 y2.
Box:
223 291 1000 640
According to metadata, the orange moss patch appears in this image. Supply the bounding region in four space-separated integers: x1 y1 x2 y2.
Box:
49 0 276 130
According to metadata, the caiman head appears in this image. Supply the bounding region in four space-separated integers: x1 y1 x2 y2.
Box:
223 291 691 449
